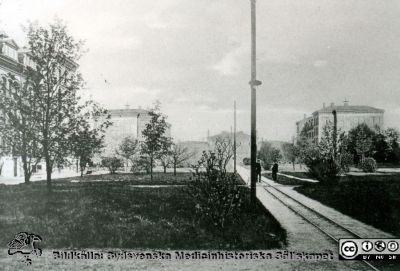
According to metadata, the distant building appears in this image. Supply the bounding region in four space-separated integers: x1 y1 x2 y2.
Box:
102 107 171 155
296 101 384 143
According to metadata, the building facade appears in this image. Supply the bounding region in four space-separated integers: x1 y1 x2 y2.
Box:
0 31 26 177
296 101 384 143
102 107 172 156
0 31 78 178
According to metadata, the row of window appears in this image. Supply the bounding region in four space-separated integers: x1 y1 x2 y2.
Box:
1 44 18 61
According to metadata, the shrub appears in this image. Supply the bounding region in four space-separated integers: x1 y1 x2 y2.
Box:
359 157 377 173
243 157 250 165
131 156 152 173
302 145 340 183
299 123 352 183
306 158 340 183
337 152 353 173
188 139 243 233
263 163 271 170
188 165 243 231
101 156 123 174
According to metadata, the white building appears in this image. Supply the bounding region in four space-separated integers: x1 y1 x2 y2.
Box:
0 31 26 177
102 107 172 155
296 101 384 143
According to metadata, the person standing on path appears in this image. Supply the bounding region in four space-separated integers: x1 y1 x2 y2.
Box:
255 159 262 182
272 162 278 181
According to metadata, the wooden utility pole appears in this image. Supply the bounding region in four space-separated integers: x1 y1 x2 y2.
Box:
332 110 337 160
250 0 261 203
234 100 237 174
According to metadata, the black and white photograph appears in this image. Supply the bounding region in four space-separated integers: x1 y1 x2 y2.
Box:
0 1 400 270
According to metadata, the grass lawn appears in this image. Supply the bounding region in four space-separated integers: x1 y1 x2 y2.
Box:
0 173 286 250
55 172 195 185
263 173 310 185
377 162 400 168
294 174 400 236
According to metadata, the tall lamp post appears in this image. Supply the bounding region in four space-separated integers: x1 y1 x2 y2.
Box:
250 0 261 203
234 100 237 174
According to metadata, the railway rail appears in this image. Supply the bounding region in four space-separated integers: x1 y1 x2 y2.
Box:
262 181 380 271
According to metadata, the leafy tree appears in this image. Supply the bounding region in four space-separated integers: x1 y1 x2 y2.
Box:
159 137 173 174
296 125 313 166
0 73 42 183
302 122 352 183
347 125 400 164
383 128 400 163
117 136 140 171
159 156 170 173
140 103 171 180
282 142 299 170
70 103 111 176
348 123 376 163
258 141 282 169
169 143 195 175
355 129 373 162
26 20 87 192
373 129 391 163
101 156 123 174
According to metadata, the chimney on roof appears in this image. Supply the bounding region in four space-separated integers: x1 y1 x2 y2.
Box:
330 102 334 107
344 99 349 106
0 30 8 39
323 103 326 108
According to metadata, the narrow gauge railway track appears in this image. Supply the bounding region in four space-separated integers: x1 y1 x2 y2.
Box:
262 181 380 271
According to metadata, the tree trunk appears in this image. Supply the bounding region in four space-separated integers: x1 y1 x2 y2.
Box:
20 152 28 184
163 165 167 173
44 152 52 193
292 161 295 171
22 156 31 184
150 156 153 180
174 163 177 176
46 165 52 192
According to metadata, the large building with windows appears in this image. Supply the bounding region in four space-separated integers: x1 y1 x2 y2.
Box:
102 107 172 155
0 31 27 177
0 31 77 178
296 101 384 143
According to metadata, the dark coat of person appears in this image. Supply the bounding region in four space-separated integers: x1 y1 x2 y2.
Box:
255 162 261 174
272 163 278 181
255 162 262 182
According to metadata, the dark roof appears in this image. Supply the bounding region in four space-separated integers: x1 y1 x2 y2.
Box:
109 108 149 117
314 105 384 114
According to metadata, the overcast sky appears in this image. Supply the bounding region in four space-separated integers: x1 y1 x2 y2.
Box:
1 0 400 141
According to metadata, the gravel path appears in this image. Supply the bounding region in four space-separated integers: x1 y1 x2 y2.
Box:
263 176 394 239
236 166 373 270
